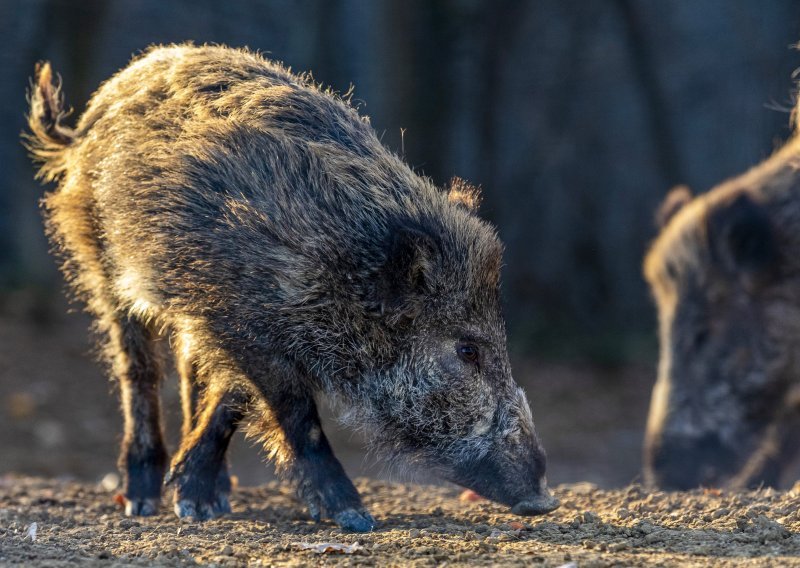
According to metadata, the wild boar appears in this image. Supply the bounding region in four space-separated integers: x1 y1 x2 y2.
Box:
643 141 800 489
25 44 558 531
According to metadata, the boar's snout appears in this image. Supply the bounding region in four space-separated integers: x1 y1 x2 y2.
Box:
648 433 737 490
452 442 559 515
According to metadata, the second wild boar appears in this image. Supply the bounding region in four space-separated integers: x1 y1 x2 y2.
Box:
644 139 800 490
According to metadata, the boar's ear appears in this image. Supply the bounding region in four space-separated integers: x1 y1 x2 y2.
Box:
371 225 439 322
447 177 482 211
656 185 693 228
708 194 778 275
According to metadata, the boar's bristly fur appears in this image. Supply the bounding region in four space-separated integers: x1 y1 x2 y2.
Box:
25 44 557 531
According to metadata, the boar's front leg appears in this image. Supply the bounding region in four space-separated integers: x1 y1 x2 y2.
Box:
264 385 375 533
166 387 246 520
109 315 168 516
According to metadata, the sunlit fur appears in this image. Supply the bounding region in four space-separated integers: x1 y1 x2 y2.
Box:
26 44 551 513
644 135 800 489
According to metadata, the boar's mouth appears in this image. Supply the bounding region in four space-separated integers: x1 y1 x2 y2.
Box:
510 491 560 516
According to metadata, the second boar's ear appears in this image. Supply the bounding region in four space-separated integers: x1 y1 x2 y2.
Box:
656 185 693 228
707 193 778 275
372 225 439 323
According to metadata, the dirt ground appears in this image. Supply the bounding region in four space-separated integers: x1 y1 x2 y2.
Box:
2 475 800 567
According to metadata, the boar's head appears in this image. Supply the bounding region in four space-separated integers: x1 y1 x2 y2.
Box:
643 182 800 490
349 194 558 515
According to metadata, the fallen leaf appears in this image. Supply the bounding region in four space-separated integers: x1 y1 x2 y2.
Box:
508 521 527 531
295 541 364 554
26 522 38 542
565 482 597 495
113 493 126 508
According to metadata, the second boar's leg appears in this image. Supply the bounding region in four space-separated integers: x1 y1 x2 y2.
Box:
167 387 246 520
264 386 375 533
176 352 236 503
110 314 168 517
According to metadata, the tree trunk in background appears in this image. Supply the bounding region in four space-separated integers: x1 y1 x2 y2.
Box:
1 0 799 357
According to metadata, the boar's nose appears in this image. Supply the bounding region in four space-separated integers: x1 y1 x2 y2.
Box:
650 433 736 490
511 485 560 516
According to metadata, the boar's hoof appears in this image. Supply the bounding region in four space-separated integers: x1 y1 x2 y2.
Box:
332 508 376 533
510 492 560 516
173 495 229 521
124 497 160 517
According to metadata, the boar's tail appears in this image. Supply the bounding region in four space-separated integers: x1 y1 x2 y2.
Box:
24 61 76 182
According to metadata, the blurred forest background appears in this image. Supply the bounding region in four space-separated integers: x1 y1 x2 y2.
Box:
1 0 800 489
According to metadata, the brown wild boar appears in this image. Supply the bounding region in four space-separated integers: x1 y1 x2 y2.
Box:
644 139 800 489
25 44 558 531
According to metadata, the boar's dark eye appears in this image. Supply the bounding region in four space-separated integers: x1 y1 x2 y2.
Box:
457 343 480 366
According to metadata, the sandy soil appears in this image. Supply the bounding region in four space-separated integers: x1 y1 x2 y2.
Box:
2 476 800 567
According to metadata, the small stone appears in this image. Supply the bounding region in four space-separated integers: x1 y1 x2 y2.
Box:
637 521 655 534
582 511 600 524
736 517 749 531
609 541 629 552
644 531 663 544
117 519 138 529
99 473 120 492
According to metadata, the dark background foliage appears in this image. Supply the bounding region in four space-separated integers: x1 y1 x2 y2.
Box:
1 0 799 486
3 1 800 357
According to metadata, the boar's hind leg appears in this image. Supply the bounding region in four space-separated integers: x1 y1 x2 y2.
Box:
167 387 246 520
176 354 237 508
110 315 168 516
266 387 375 533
